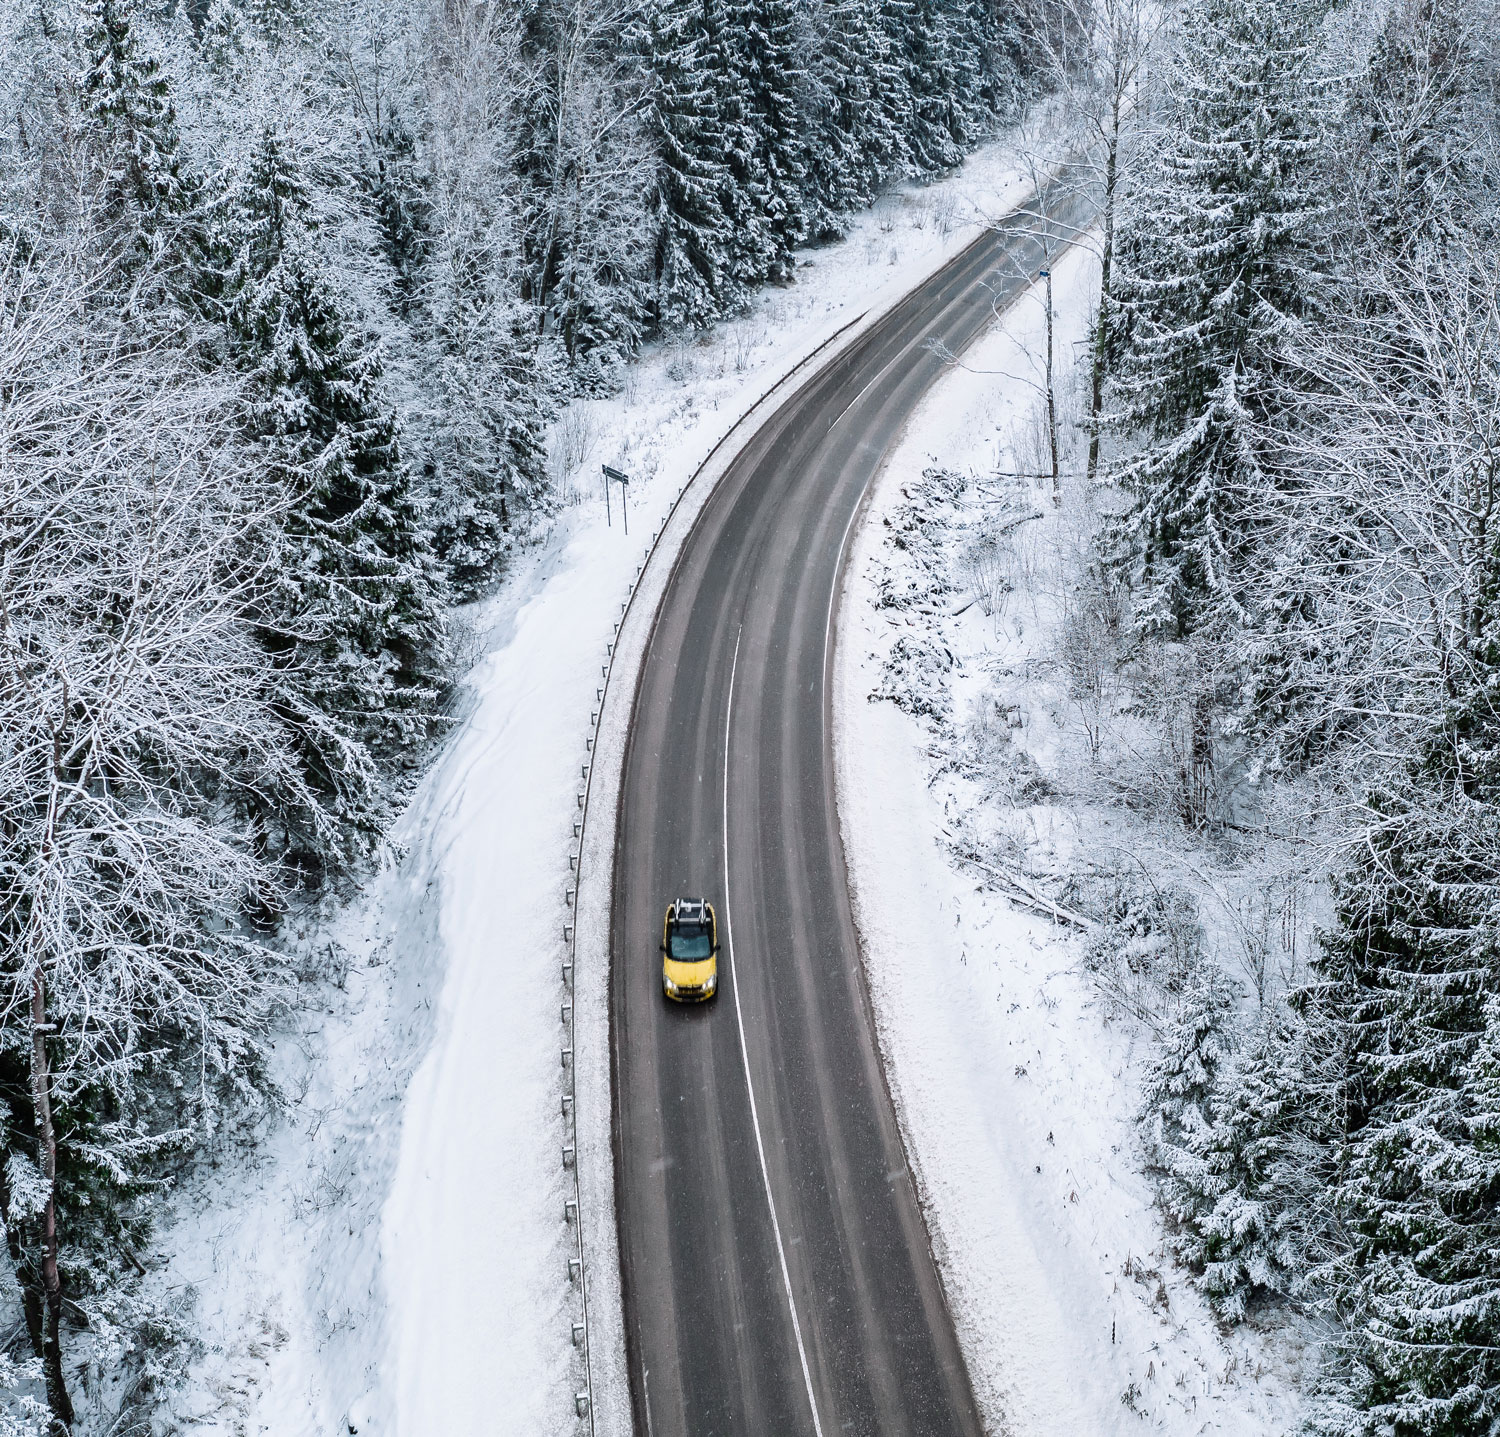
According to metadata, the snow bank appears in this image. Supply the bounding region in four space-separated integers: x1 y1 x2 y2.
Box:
834 237 1309 1433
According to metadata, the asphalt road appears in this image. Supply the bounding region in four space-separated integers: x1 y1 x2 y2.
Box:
611 179 1092 1437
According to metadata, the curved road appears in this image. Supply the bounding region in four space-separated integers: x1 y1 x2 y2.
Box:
611 180 1090 1437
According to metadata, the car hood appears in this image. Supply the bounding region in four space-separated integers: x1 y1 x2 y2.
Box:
663 956 716 987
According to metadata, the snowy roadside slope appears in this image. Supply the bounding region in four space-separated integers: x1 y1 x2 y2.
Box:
158 140 1033 1437
834 238 1306 1434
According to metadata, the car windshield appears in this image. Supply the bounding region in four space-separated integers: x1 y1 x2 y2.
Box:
668 923 712 961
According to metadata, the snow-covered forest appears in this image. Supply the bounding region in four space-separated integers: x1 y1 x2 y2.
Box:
868 0 1500 1429
0 0 1048 1429
4 0 1500 1429
1096 1 1500 1430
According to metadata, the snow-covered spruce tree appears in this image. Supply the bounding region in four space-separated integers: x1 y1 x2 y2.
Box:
1301 638 1500 1434
1140 963 1334 1321
0 249 305 1434
885 0 987 175
1104 0 1324 638
217 125 447 867
242 0 309 49
1167 1003 1326 1318
511 0 652 381
364 108 431 319
198 0 256 78
636 0 734 329
1341 0 1495 261
800 0 908 238
715 0 807 288
971 0 1051 117
412 0 554 593
78 0 199 272
1139 961 1239 1175
419 282 551 596
940 0 995 147
417 197 553 594
1428 998 1500 1394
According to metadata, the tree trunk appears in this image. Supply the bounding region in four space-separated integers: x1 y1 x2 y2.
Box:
30 971 73 1433
1187 686 1214 830
1086 89 1122 488
1044 264 1060 506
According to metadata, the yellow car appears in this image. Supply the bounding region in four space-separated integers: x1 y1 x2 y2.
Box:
661 898 718 1002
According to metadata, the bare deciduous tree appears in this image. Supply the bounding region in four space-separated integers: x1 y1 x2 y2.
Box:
1263 244 1500 763
0 247 305 1428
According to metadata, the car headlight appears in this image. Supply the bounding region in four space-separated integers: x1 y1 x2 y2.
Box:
663 975 680 995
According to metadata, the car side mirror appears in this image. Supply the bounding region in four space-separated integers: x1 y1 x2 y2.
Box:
659 942 668 953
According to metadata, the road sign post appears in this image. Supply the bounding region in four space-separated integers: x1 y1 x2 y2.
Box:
602 465 629 534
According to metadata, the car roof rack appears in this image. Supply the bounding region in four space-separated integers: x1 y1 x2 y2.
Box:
673 897 709 922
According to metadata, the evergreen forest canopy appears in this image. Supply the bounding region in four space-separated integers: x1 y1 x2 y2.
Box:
0 0 1051 1428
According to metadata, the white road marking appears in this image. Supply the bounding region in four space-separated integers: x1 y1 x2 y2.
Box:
722 628 827 1437
826 358 889 435
824 474 869 700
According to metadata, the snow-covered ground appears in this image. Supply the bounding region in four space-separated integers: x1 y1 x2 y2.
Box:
158 140 1036 1436
834 237 1311 1433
